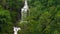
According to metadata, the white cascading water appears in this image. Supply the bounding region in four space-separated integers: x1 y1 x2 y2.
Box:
13 0 29 34
13 27 21 34
21 0 29 23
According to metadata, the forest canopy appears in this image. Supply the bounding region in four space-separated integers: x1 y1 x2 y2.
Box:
0 0 60 34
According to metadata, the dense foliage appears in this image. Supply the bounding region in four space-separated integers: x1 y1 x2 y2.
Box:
0 0 60 34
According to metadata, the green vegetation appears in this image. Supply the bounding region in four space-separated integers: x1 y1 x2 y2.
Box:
0 0 60 34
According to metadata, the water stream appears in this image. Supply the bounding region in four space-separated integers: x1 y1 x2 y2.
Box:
21 0 28 23
13 27 21 34
13 0 29 34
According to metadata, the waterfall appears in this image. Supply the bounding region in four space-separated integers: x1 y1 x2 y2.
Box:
20 0 29 23
13 27 21 34
13 0 29 34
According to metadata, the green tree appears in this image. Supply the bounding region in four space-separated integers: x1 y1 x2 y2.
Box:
19 0 60 34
